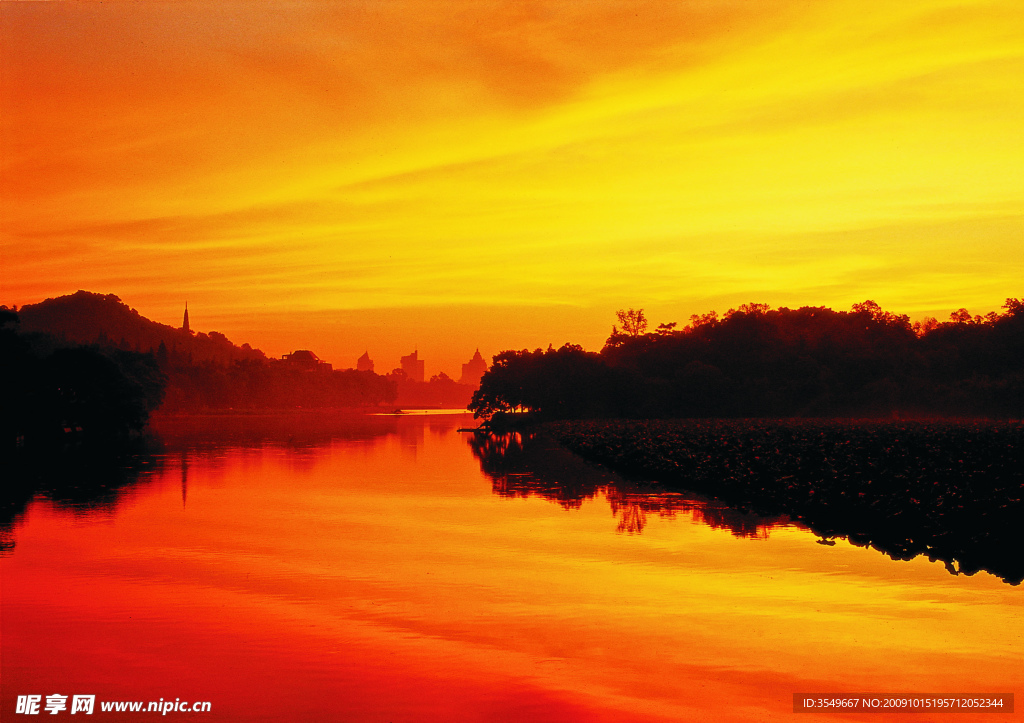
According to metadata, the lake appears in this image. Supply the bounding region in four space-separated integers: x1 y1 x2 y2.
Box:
2 413 1019 721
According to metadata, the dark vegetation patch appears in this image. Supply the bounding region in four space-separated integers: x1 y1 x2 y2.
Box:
471 299 1024 420
546 419 1024 584
2 309 166 456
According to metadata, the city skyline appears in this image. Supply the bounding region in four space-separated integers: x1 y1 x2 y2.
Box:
176 300 492 381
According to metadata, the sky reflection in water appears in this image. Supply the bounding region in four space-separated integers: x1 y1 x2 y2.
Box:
2 414 1020 722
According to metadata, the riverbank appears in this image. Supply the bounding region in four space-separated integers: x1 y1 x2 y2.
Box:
545 418 1024 584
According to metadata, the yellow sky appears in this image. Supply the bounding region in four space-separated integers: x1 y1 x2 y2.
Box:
2 0 1022 374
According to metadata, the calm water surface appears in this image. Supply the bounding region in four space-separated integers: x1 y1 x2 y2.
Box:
3 414 1020 721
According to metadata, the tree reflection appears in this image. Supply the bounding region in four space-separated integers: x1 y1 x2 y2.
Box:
2 448 164 554
607 489 787 537
469 431 613 510
2 413 423 555
468 431 789 536
469 426 1023 584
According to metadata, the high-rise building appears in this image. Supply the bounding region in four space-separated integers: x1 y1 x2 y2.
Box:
400 350 425 382
459 349 487 387
356 351 374 372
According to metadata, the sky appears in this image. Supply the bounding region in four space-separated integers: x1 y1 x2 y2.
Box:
2 0 1022 376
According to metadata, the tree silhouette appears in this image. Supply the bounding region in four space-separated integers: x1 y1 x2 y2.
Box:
472 299 1024 421
616 308 647 337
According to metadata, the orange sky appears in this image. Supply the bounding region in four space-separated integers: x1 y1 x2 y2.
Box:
2 0 1022 375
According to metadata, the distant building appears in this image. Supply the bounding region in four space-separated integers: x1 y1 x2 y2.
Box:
400 350 425 382
459 349 487 387
356 351 374 372
182 302 191 333
281 349 332 371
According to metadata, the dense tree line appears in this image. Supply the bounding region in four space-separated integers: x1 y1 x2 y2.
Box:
384 371 481 409
470 299 1024 420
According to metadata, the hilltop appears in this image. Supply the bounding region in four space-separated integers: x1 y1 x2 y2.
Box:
17 291 265 366
7 291 397 413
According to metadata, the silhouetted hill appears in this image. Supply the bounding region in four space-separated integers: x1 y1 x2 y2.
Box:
11 291 396 412
18 291 265 366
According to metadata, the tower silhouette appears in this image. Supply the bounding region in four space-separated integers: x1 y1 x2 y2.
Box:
182 302 191 333
357 350 374 372
460 348 487 387
400 349 425 382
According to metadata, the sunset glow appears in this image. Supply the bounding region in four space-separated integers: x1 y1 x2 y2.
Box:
3 0 1022 373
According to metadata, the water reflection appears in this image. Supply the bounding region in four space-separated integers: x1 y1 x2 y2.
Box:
606 489 788 538
468 431 791 537
4 414 1020 722
2 450 163 555
2 413 468 555
469 429 1024 585
151 411 409 451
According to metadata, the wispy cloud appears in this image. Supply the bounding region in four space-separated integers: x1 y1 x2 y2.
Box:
3 0 1022 369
